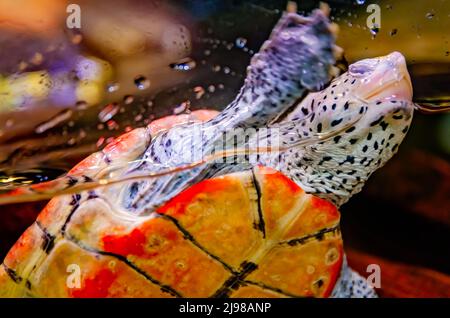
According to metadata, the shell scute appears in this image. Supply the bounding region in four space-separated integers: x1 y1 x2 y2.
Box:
0 265 17 297
245 233 343 297
157 173 264 270
36 196 74 235
282 196 340 241
29 240 174 298
4 223 44 277
255 165 307 239
100 217 231 297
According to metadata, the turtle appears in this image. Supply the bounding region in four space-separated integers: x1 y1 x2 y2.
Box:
0 6 414 298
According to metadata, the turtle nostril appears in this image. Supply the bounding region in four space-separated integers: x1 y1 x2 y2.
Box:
349 63 374 77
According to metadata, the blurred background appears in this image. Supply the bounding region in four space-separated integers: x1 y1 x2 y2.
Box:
0 0 448 297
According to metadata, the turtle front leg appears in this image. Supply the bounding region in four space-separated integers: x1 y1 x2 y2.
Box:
206 6 340 130
331 257 378 298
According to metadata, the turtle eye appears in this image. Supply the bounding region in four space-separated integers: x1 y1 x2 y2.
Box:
348 60 377 77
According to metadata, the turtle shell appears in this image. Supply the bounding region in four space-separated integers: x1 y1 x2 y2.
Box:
0 113 343 298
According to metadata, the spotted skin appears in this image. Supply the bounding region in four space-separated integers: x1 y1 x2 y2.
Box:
261 51 414 207
123 54 413 212
331 257 377 298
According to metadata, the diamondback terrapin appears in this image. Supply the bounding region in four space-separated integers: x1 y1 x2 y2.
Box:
0 6 413 298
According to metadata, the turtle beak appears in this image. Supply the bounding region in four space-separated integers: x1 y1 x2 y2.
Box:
357 52 413 103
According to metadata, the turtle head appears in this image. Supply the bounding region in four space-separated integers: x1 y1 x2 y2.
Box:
282 52 414 207
348 51 413 104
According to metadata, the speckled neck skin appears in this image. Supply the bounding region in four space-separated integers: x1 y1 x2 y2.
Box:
262 52 414 207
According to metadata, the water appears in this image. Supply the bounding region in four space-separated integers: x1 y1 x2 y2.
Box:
1 1 450 285
0 0 449 202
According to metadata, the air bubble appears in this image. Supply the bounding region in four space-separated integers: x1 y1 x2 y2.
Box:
173 101 190 115
123 95 134 105
370 25 379 37
134 75 150 90
134 114 143 122
193 86 205 99
96 137 105 148
35 109 73 134
106 82 120 93
98 103 119 123
356 0 365 5
235 37 247 48
79 129 86 139
107 120 119 130
75 101 88 110
170 58 196 71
